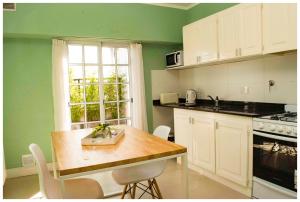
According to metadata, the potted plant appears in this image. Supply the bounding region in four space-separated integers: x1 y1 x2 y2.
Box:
91 123 112 138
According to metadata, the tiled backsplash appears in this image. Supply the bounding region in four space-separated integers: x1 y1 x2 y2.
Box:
178 52 297 104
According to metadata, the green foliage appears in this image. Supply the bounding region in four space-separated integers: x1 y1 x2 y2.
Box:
69 70 127 124
91 123 111 138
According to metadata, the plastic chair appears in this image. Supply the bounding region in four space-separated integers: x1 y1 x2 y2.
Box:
112 125 171 199
29 144 104 199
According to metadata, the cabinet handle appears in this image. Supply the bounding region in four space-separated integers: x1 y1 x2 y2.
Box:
239 48 242 56
247 127 251 136
215 122 218 129
191 118 194 124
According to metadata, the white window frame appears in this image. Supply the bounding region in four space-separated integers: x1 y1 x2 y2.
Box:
67 41 133 129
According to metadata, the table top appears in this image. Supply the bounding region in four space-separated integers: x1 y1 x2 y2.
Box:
51 126 187 176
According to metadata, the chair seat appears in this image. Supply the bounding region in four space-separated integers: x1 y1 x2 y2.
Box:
112 160 167 185
63 178 104 199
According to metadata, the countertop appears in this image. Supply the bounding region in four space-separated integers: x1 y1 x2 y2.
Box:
153 99 285 117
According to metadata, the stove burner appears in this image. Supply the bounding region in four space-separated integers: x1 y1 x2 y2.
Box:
270 115 280 120
261 112 297 123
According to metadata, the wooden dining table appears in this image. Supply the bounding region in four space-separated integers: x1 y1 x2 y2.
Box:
51 125 189 198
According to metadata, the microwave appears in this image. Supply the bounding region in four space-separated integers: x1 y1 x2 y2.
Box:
166 51 183 68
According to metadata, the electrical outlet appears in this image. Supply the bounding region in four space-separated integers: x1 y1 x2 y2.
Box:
22 154 35 167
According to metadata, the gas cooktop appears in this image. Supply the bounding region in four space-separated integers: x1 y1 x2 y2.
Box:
260 112 297 123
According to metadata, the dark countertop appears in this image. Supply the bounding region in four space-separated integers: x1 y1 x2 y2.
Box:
153 99 285 117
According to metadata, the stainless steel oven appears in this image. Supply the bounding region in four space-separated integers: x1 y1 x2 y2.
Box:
253 131 297 191
252 110 297 198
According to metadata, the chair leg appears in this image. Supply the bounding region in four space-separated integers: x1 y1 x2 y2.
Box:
153 178 163 199
129 184 134 199
121 184 128 199
132 183 137 199
148 180 155 199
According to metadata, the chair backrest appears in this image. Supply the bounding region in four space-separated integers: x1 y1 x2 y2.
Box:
153 125 171 140
29 144 62 199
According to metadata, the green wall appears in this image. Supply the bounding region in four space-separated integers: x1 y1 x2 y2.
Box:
186 3 238 24
3 3 236 169
4 3 186 43
142 43 181 132
4 38 54 168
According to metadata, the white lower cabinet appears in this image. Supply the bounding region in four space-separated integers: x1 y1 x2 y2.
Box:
190 111 215 172
174 109 193 162
215 114 250 187
174 108 252 194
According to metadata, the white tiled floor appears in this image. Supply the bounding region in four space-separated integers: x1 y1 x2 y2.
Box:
3 159 248 199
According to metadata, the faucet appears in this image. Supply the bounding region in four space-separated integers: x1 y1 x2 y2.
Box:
208 95 219 108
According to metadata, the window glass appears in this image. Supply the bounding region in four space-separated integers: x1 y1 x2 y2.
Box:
103 66 116 83
70 105 84 123
86 104 100 122
85 85 99 102
68 45 82 63
85 66 98 83
105 102 118 120
69 66 83 84
118 66 129 83
84 46 98 63
70 85 84 103
68 43 131 129
117 48 128 64
102 47 115 64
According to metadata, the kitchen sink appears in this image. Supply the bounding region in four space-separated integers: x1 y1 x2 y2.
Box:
199 106 227 111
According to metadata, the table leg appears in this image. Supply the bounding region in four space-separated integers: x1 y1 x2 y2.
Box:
181 153 189 198
60 178 66 199
51 142 58 179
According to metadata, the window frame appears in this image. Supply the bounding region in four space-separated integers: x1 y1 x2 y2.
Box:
67 41 132 129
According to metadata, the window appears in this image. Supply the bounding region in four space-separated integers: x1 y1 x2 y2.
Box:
67 42 132 130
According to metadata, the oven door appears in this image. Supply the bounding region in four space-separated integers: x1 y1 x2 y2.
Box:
253 130 297 192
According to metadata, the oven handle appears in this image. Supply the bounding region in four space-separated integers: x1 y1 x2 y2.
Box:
254 131 297 143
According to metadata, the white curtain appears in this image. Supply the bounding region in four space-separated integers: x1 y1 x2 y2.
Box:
52 39 71 131
130 43 148 131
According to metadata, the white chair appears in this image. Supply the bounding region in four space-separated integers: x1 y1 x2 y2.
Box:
112 125 171 199
29 144 104 199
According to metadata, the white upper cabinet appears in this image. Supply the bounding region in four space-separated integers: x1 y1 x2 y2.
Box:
183 15 218 66
239 3 263 56
183 20 202 66
218 6 240 60
262 3 297 54
182 3 296 68
218 4 262 60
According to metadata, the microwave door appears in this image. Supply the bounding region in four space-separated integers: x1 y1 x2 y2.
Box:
166 54 175 66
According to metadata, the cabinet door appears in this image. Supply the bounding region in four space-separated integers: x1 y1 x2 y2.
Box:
263 3 297 54
183 15 218 65
183 21 202 66
197 15 219 63
239 3 263 56
190 111 215 172
215 116 249 186
174 109 193 162
218 6 240 60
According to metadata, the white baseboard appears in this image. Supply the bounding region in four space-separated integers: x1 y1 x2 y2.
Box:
6 163 53 179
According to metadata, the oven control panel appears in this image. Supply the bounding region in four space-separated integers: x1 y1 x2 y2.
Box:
253 120 297 137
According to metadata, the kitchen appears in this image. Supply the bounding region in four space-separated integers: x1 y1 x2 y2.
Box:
152 3 297 199
3 2 297 200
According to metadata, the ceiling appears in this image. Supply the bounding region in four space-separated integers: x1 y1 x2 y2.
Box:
150 3 198 10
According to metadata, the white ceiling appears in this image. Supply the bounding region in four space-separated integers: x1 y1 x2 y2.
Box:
150 3 198 10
